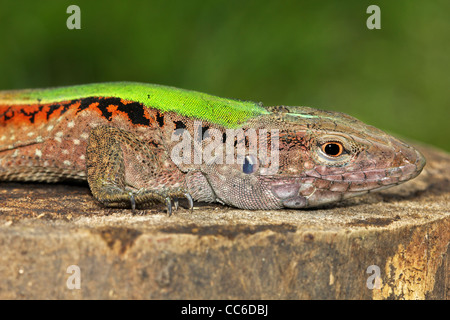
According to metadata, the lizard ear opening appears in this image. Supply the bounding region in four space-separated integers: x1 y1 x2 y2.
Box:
243 155 258 174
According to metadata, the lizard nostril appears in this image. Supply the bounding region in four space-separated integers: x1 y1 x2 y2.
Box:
389 140 426 181
402 146 426 170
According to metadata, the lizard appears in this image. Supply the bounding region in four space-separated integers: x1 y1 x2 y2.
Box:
0 82 426 214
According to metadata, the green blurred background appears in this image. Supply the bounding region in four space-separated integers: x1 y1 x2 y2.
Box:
0 0 448 151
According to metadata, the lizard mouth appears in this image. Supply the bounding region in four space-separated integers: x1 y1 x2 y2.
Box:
271 148 426 209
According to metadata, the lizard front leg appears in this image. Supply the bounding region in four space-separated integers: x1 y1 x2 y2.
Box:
85 125 191 214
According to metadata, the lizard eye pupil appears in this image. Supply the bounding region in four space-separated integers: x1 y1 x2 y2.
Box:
243 155 257 174
322 142 343 157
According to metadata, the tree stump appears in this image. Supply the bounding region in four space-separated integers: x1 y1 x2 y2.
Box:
0 143 448 299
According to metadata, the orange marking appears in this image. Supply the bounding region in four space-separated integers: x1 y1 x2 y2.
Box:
0 101 81 127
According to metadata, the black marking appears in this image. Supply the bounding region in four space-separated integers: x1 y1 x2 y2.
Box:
46 101 73 120
1 107 14 121
94 97 115 121
173 120 186 136
75 97 150 126
77 97 114 120
174 120 186 130
0 104 65 124
21 105 44 124
116 101 150 126
156 111 165 127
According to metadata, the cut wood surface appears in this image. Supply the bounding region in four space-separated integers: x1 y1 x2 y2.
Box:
0 143 448 299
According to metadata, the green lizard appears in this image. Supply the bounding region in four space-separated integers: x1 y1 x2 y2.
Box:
0 82 425 214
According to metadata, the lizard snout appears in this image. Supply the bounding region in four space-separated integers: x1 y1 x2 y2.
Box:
388 139 426 182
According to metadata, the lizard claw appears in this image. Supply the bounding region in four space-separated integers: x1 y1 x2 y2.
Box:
165 197 172 216
129 192 136 212
184 193 194 212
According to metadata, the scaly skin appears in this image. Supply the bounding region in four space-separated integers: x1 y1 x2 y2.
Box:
0 82 426 213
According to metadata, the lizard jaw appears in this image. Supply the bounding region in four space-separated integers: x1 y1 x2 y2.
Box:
272 147 426 209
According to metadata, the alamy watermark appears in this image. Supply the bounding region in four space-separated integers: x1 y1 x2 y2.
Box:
366 5 381 30
66 5 81 30
66 265 81 289
366 265 382 289
170 121 280 175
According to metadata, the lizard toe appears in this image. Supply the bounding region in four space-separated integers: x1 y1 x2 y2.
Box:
128 192 136 211
165 197 173 216
184 193 194 212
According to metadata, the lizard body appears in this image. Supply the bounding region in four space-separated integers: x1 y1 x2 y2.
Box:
0 82 425 212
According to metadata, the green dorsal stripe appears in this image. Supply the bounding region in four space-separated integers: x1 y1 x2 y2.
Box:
0 82 269 128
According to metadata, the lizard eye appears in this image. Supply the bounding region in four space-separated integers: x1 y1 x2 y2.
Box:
321 142 344 157
243 155 258 174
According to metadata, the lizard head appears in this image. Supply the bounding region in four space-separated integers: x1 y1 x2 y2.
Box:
186 106 426 210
